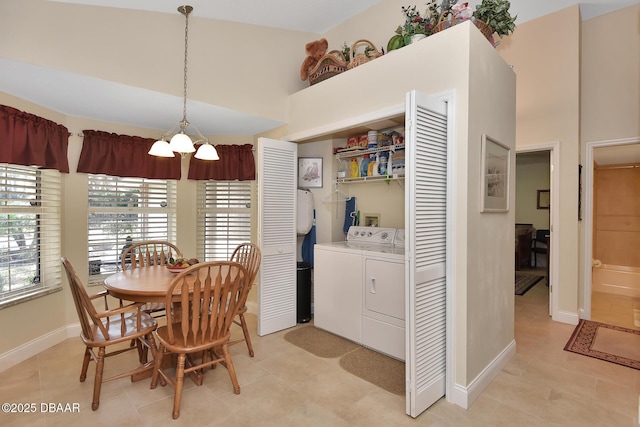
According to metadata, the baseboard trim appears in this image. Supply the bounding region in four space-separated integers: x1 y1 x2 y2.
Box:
447 339 516 409
0 323 80 373
554 309 579 325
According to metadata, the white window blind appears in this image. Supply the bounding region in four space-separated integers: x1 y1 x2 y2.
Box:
0 164 62 306
87 174 176 283
197 181 252 261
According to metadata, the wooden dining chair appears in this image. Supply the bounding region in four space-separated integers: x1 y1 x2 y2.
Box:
150 261 249 420
121 240 182 318
229 243 261 357
61 257 157 411
120 240 182 271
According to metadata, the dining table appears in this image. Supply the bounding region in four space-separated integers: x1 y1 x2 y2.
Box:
104 264 186 304
104 264 235 384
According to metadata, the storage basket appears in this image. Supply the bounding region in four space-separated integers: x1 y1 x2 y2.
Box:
433 12 494 43
472 18 494 40
433 11 455 33
347 39 383 70
307 50 348 86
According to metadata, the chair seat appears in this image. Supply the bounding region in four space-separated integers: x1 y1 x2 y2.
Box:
155 324 230 354
82 312 156 347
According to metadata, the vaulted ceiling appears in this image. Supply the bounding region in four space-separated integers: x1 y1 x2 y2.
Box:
1 0 636 137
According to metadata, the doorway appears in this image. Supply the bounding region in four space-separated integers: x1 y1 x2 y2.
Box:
582 138 640 321
516 142 559 319
515 151 550 298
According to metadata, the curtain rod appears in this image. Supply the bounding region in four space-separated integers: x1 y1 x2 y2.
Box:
70 132 256 150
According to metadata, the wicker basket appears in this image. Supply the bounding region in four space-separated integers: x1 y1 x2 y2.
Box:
473 18 494 40
347 39 384 70
433 11 455 33
307 50 348 86
433 13 494 42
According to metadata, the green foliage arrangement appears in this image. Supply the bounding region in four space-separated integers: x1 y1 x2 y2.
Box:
473 0 517 37
387 1 441 51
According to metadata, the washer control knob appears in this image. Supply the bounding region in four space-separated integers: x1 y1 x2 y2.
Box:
381 232 388 239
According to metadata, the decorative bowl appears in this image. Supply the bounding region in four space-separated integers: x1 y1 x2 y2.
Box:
166 265 189 274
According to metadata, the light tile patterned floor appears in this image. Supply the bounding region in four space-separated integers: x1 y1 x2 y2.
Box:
1 278 638 426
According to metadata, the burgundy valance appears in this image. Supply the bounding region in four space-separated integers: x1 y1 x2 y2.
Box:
0 104 70 172
188 144 255 181
77 130 181 179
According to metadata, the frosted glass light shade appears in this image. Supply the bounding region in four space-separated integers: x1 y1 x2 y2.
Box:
194 143 220 160
148 140 175 157
169 132 196 153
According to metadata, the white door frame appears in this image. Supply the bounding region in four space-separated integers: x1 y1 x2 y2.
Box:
581 137 640 319
516 142 560 319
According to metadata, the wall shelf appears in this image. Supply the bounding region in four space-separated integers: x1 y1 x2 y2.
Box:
334 143 405 160
336 175 404 184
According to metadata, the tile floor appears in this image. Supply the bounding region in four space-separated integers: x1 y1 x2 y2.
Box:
1 275 639 426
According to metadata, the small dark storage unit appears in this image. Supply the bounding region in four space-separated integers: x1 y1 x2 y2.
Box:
296 262 312 323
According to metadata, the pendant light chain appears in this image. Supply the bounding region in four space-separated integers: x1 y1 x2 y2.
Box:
148 5 219 160
181 6 190 125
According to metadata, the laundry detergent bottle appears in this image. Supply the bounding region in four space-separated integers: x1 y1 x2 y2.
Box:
360 154 371 177
349 158 359 178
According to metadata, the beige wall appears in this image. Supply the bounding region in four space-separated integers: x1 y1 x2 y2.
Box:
497 6 581 317
581 4 640 142
465 32 517 385
0 0 310 124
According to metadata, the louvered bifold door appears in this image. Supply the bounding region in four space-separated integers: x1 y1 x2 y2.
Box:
405 91 449 417
257 137 298 335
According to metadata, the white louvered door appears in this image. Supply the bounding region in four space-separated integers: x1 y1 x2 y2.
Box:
405 91 449 417
257 137 298 335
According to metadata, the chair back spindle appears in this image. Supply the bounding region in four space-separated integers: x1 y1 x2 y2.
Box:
121 240 182 271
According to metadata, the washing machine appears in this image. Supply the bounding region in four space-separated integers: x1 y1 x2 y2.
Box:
314 226 405 359
360 228 405 360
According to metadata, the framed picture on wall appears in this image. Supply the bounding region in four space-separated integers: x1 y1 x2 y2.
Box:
480 134 510 213
298 157 323 189
537 189 550 209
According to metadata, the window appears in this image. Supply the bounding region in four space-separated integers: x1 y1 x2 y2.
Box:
88 174 176 283
0 164 62 307
197 181 253 261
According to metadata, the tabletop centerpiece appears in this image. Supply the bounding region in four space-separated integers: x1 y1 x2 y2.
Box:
166 257 199 273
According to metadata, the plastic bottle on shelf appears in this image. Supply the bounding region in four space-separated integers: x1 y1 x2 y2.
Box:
349 158 359 178
371 154 380 176
379 152 388 176
360 154 371 177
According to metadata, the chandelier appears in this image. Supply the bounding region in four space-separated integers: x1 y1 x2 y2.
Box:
148 5 219 160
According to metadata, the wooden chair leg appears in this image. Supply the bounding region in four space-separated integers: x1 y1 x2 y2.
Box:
221 345 240 394
150 344 164 389
92 347 106 410
80 347 91 382
239 313 254 357
173 353 187 420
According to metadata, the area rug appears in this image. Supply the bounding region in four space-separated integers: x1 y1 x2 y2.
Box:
515 272 543 296
339 347 405 396
564 319 640 370
284 326 360 358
